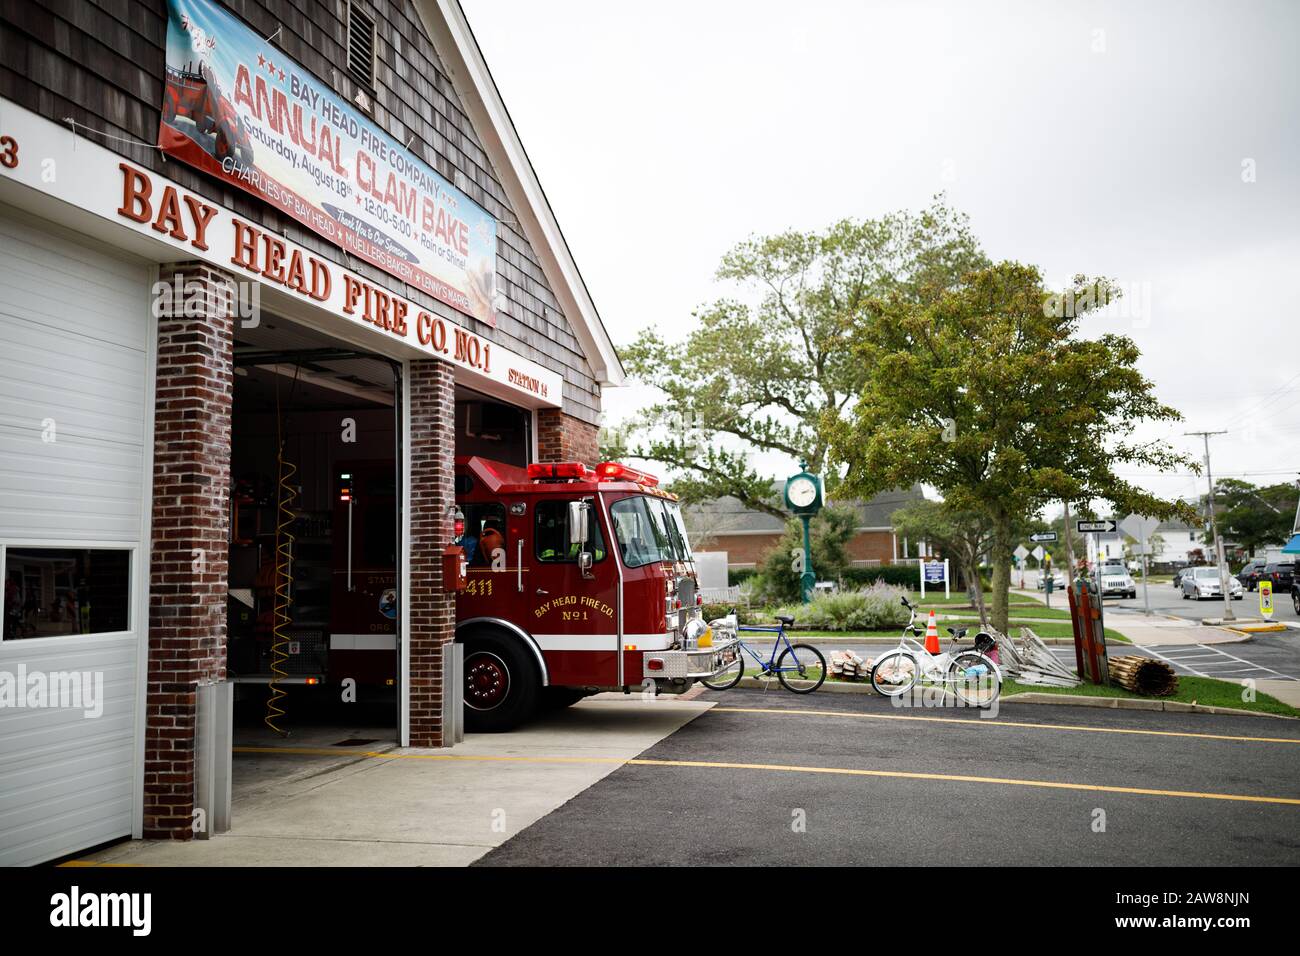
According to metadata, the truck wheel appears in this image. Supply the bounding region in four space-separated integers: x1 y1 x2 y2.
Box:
461 631 540 732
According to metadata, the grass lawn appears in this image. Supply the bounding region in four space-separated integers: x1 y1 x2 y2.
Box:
1003 676 1300 718
778 620 1129 644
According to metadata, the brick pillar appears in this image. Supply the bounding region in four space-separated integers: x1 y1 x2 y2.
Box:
145 264 235 839
408 358 457 747
536 408 599 466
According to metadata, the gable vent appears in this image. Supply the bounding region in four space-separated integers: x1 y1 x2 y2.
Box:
347 3 376 89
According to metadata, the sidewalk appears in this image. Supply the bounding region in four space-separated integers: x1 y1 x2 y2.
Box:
78 697 712 867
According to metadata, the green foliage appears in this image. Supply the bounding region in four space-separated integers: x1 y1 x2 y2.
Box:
769 583 912 631
1210 479 1295 555
727 567 759 587
754 505 857 603
619 196 989 515
827 263 1196 632
839 565 919 588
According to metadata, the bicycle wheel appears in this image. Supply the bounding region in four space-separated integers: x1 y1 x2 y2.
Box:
699 645 745 690
776 644 826 694
948 651 1001 708
870 650 918 697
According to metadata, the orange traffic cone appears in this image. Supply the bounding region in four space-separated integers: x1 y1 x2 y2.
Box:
925 609 941 655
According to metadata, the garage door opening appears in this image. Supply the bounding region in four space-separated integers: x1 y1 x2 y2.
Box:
228 315 399 746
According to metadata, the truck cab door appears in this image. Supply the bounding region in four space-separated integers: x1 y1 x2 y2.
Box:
528 496 618 687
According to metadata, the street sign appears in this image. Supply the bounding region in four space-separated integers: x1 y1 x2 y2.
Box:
1032 545 1045 561
1029 532 1058 543
919 559 950 599
1013 544 1029 561
923 561 945 583
1260 581 1274 619
1119 514 1161 543
1076 520 1117 534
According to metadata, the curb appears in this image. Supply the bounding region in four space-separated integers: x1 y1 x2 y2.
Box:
727 677 1300 720
1000 692 1300 720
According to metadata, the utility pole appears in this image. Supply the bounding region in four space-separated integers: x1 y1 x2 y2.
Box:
1186 430 1233 622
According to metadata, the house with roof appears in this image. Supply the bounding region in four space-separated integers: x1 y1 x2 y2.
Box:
684 484 928 571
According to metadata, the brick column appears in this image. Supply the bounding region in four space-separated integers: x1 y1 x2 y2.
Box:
145 264 235 839
536 408 599 466
408 358 457 747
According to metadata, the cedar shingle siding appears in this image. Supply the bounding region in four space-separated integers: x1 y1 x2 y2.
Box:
0 0 601 423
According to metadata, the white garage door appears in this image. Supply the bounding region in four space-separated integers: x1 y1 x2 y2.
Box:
0 205 152 865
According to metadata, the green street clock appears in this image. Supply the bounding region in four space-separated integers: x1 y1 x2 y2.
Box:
785 461 823 603
784 465 823 515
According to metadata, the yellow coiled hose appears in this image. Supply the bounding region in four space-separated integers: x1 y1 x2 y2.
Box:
264 449 297 735
265 371 299 735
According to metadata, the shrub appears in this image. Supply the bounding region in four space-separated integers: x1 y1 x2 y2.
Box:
767 582 911 632
840 565 921 589
728 567 759 587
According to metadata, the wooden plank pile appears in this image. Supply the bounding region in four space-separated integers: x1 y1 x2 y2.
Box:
1109 655 1179 696
828 649 871 680
992 627 1082 688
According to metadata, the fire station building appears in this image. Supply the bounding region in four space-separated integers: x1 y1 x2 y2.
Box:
0 0 622 865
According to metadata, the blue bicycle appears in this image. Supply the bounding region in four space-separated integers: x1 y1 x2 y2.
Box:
700 614 826 694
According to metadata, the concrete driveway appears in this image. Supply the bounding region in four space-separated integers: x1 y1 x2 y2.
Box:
78 695 712 866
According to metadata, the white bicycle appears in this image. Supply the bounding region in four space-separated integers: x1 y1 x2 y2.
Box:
869 596 1002 707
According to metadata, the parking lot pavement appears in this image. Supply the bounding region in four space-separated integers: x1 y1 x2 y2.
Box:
475 688 1300 867
1046 640 1300 683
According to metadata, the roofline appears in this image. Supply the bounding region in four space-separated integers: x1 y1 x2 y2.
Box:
413 0 625 388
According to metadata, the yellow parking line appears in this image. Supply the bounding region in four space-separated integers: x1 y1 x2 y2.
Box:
710 705 1300 745
626 757 1300 806
232 746 1300 806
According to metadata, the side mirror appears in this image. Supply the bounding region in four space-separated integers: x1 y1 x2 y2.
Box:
568 500 590 549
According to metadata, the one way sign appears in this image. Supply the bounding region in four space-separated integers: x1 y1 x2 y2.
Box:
1076 519 1117 534
1029 532 1058 543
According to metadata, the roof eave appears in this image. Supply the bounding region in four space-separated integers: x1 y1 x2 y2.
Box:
412 0 625 388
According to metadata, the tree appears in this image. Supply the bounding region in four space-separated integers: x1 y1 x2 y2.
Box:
891 499 993 620
1208 479 1295 556
827 262 1196 633
756 505 857 603
619 196 989 516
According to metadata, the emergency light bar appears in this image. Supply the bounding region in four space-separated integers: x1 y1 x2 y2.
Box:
595 462 660 487
527 462 593 480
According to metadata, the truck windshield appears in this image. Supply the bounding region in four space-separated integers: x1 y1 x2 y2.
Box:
610 496 692 567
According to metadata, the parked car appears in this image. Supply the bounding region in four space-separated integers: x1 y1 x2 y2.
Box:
1037 570 1067 591
1099 565 1138 599
1172 567 1194 589
1236 559 1269 591
1181 566 1243 601
1260 561 1295 592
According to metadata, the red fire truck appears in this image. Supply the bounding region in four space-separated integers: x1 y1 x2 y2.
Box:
453 456 737 730
229 455 737 731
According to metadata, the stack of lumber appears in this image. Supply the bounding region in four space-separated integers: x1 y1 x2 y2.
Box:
828 649 871 680
1109 655 1178 696
992 627 1082 688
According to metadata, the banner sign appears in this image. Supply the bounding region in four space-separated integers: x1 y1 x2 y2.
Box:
923 561 946 583
158 0 498 326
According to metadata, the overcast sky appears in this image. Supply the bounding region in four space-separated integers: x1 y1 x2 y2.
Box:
463 0 1300 514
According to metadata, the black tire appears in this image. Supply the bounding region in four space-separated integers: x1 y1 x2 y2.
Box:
948 651 1001 708
700 647 745 690
1293 591 1299 615
541 687 591 710
776 644 826 694
870 650 918 697
461 630 540 732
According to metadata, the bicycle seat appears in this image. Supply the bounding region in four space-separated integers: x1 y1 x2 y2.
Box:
946 626 969 640
775 614 795 626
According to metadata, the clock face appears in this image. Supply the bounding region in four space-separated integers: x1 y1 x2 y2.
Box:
788 476 817 508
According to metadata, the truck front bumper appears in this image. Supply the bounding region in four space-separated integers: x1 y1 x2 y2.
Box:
643 637 741 681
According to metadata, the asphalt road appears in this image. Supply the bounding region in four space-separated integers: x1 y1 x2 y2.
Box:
1108 585 1299 624
475 689 1300 866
